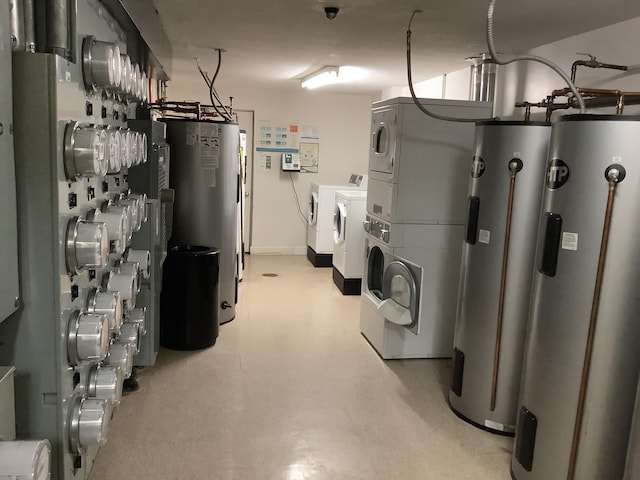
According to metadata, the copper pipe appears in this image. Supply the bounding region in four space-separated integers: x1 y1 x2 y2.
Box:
490 165 519 411
566 174 619 480
571 56 628 83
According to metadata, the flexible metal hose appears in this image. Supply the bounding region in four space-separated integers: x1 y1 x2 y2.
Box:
407 11 496 123
487 0 586 113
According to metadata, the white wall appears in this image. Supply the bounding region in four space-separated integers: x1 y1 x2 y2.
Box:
167 70 373 254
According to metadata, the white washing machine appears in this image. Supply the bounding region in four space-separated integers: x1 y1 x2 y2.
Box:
307 174 367 267
359 216 464 359
332 190 367 295
368 97 492 225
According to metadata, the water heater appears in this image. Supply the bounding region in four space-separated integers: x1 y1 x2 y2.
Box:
164 119 239 324
512 115 640 480
450 121 551 434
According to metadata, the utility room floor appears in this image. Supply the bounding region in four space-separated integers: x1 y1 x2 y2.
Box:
89 254 512 480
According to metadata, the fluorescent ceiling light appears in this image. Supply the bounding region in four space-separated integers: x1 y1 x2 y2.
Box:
301 66 339 89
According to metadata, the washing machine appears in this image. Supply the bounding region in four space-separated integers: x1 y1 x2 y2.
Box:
332 190 367 295
307 174 367 267
360 215 463 359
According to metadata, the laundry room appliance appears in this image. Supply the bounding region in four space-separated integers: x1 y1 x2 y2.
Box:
449 121 551 435
164 119 239 325
307 174 367 267
360 97 491 360
511 115 640 480
332 190 367 295
360 220 464 359
367 97 492 225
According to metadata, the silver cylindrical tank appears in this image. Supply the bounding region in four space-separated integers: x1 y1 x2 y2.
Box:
624 377 640 480
512 115 640 480
163 119 239 324
449 121 551 435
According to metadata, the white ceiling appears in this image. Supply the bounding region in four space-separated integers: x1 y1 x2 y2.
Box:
152 0 640 95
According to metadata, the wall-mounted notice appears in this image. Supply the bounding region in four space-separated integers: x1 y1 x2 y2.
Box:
257 121 300 153
299 142 319 173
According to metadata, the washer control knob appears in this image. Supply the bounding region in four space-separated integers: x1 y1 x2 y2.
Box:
63 122 108 180
103 271 137 311
65 217 110 275
86 287 123 335
104 341 133 379
125 307 147 336
69 396 111 453
118 322 140 355
125 249 151 279
88 365 124 407
67 311 110 365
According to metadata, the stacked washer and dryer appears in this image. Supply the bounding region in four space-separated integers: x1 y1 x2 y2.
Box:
360 97 492 359
307 174 367 267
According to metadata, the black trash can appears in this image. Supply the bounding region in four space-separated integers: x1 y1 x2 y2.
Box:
160 245 220 350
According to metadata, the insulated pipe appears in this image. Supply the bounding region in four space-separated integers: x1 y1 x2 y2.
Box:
566 169 622 480
490 160 521 412
46 0 69 57
487 0 586 113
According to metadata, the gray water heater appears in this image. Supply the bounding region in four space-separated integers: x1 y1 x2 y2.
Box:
163 119 239 325
625 378 640 480
511 115 640 480
450 121 551 434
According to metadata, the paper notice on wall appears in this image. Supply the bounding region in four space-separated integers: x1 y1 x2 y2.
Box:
257 121 300 152
202 168 217 188
199 123 220 168
299 142 319 173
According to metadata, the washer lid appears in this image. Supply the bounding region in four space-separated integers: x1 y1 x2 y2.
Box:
382 260 420 334
333 203 347 245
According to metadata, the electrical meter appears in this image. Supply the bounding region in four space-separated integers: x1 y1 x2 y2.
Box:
86 208 128 255
0 440 51 480
65 217 110 275
116 260 141 294
119 54 132 95
125 249 151 279
282 153 301 172
124 307 147 336
87 365 124 407
86 287 123 335
105 341 133 379
63 122 108 180
102 201 133 244
118 322 140 355
103 270 137 311
81 36 121 91
68 396 112 453
66 311 110 365
105 127 122 174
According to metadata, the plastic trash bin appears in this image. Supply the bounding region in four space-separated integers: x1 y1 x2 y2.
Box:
160 245 220 350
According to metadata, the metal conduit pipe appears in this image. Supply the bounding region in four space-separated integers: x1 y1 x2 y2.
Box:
566 168 622 480
23 0 35 51
487 0 586 114
9 0 25 51
46 0 69 57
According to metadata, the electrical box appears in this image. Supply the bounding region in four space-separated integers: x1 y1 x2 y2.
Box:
282 153 301 172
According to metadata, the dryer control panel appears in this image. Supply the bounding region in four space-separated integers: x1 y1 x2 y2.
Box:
364 215 390 243
282 153 301 172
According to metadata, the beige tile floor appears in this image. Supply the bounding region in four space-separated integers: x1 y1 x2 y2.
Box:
89 255 513 480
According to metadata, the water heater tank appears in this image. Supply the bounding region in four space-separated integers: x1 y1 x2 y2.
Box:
512 115 640 480
449 121 551 434
163 119 239 324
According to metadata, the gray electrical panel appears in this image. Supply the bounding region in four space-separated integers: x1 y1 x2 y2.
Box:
0 0 20 323
0 1 160 478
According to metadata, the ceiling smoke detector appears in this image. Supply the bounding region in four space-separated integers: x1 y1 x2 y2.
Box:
324 7 339 20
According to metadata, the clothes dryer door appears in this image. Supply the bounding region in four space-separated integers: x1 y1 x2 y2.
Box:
308 192 318 226
365 242 385 301
369 106 396 175
333 202 346 245
379 259 421 335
